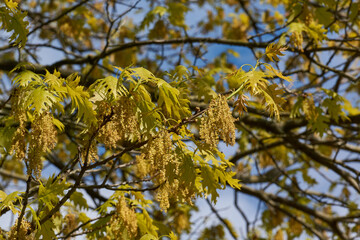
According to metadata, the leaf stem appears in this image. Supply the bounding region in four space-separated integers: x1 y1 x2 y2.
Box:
227 81 246 100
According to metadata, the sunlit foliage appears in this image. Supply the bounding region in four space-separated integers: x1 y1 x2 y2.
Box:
0 0 359 239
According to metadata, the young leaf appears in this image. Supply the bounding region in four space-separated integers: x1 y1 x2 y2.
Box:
157 79 190 120
36 220 56 240
178 153 196 187
215 167 241 190
5 0 18 10
168 2 189 28
262 84 286 120
169 231 178 240
0 127 16 152
309 107 329 137
244 69 268 95
70 191 89 210
201 165 220 204
139 234 158 240
322 88 348 122
131 67 156 81
234 94 249 115
265 43 287 62
66 81 97 125
25 87 59 114
52 118 65 132
0 190 21 214
137 209 159 237
28 205 40 229
90 76 128 101
140 6 167 30
44 70 63 88
173 65 190 81
290 96 304 118
264 64 292 82
37 176 70 210
1 0 29 47
12 70 42 87
88 215 110 239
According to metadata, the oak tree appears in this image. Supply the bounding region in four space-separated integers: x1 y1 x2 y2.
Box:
0 0 359 239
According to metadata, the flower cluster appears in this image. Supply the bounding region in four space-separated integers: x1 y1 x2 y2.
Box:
63 213 77 236
109 196 138 238
9 220 33 240
28 112 57 177
136 130 178 210
290 31 304 51
10 111 27 162
136 130 177 180
98 97 140 149
155 174 197 211
10 90 27 162
80 141 98 164
136 131 195 210
10 90 58 177
199 96 236 148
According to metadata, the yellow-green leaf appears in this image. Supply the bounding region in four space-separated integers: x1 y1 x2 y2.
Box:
265 43 287 62
0 190 21 214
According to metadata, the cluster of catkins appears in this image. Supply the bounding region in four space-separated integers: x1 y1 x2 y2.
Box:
11 91 57 178
135 96 236 210
108 196 138 238
9 220 33 240
136 130 184 210
97 97 140 149
136 130 196 210
199 95 236 148
28 113 57 177
10 90 27 162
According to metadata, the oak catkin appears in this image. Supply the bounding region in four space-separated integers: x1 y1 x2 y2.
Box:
200 96 236 148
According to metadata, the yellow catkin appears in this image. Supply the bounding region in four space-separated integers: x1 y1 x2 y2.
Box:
9 220 34 240
10 90 27 162
98 97 140 149
135 153 148 178
63 213 77 235
10 111 27 162
80 141 98 164
200 96 236 148
156 184 171 210
156 179 195 211
28 112 57 177
109 197 138 238
290 32 304 52
136 131 174 180
135 131 194 211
